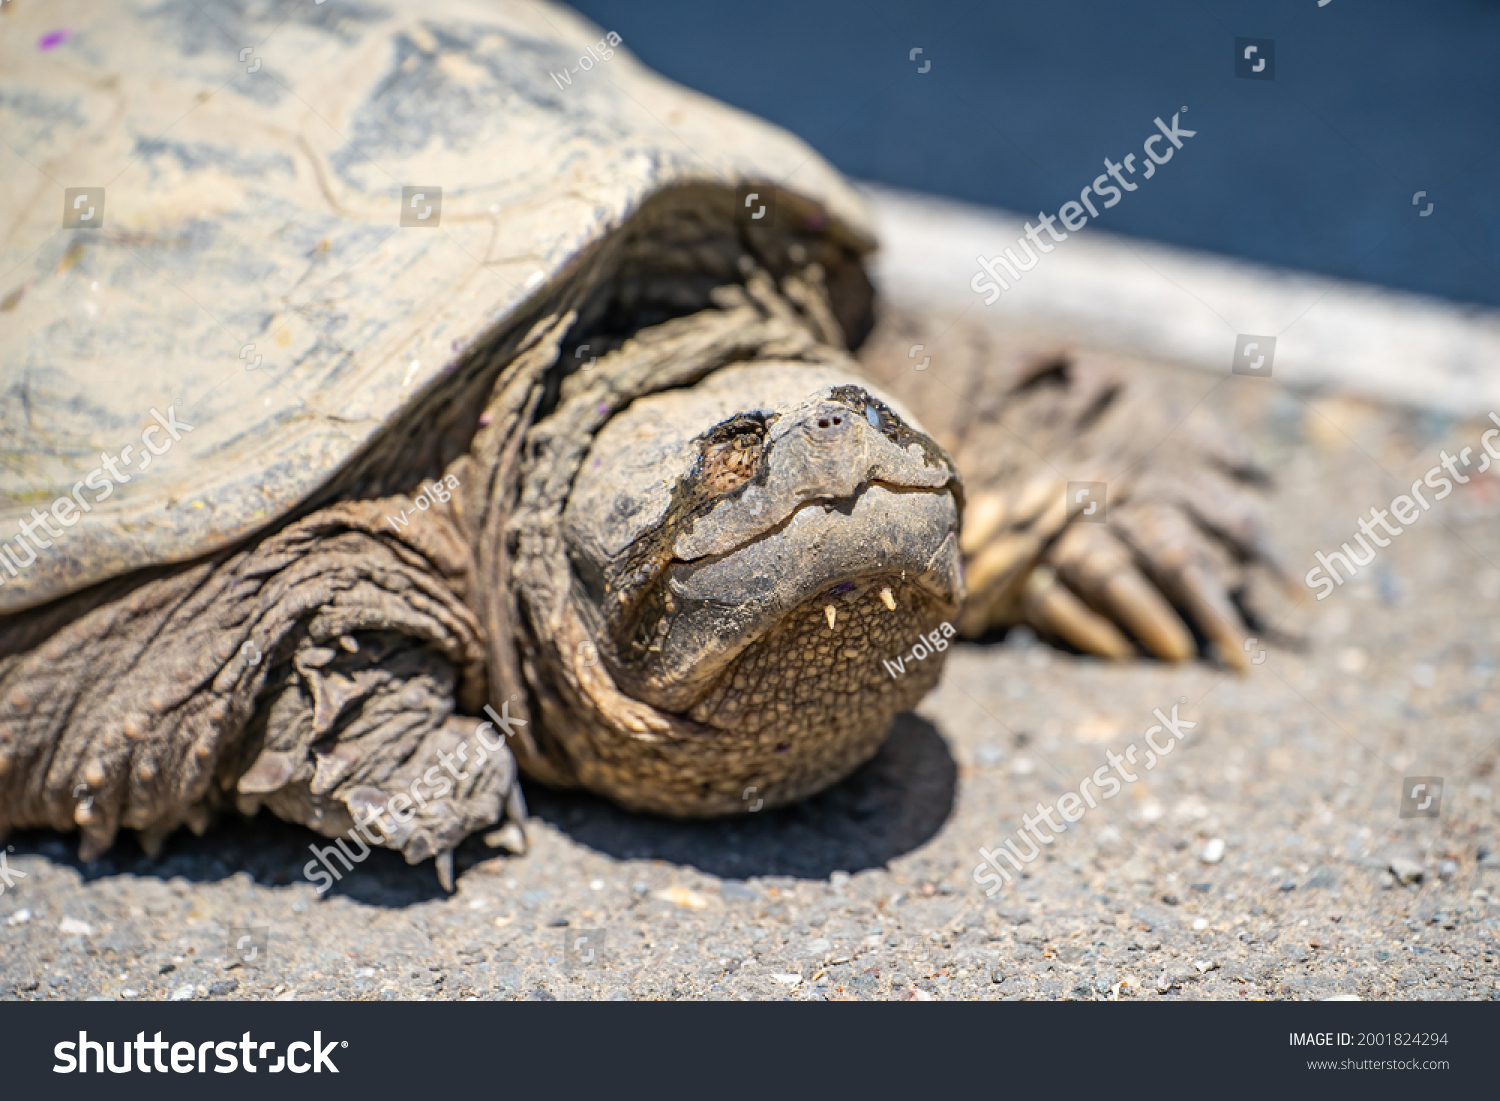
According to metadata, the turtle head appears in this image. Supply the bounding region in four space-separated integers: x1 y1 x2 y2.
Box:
554 362 963 816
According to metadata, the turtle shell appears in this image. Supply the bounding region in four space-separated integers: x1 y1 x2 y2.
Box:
0 0 873 614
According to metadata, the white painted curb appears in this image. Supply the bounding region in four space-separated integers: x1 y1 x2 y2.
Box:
863 184 1500 415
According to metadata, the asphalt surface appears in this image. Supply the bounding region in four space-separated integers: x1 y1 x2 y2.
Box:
2 356 1498 1002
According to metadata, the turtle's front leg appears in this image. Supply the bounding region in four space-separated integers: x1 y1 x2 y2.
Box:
0 500 523 886
857 304 1294 668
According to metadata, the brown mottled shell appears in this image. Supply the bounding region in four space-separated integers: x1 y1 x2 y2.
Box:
0 0 872 613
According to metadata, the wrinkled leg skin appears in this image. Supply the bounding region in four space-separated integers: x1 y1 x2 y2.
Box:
0 502 523 886
858 303 1294 668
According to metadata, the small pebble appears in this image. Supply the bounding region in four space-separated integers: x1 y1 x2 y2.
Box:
1389 857 1424 885
976 744 1006 767
1200 838 1226 864
1336 647 1368 674
1004 626 1037 651
654 886 710 909
58 916 94 936
169 984 195 1001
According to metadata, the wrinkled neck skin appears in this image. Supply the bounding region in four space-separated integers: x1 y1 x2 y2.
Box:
497 269 964 818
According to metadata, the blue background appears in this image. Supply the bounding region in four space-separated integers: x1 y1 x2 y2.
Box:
572 0 1500 307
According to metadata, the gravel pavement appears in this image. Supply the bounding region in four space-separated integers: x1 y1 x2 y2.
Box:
3 365 1498 1002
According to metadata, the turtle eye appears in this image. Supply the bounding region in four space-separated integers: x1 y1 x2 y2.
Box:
695 414 769 494
824 384 907 445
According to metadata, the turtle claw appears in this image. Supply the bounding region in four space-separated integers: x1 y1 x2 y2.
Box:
1046 523 1196 662
962 496 1270 668
436 849 456 893
78 831 110 864
1019 566 1135 660
137 823 172 860
1111 503 1259 671
483 822 527 855
485 785 529 854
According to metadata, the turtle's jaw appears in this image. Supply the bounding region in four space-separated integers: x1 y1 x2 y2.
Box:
665 566 958 815
619 480 962 714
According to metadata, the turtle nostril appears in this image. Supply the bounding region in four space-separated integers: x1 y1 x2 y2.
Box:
806 406 854 440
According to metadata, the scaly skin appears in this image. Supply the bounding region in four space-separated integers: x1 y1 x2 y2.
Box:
0 263 1284 882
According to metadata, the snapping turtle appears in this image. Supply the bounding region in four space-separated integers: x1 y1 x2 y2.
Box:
0 0 1284 885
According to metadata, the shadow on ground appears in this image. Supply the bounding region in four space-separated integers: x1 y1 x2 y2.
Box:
6 810 453 909
522 710 957 880
4 711 956 908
